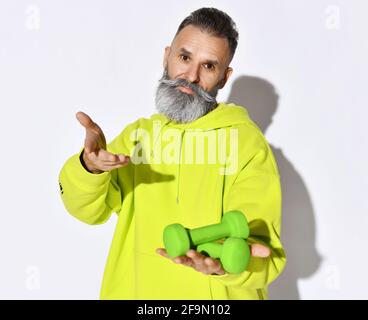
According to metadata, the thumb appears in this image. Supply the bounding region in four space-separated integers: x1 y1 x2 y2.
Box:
250 243 271 258
76 111 94 130
76 111 105 154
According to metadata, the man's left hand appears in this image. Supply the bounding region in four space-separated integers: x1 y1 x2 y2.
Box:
156 243 271 275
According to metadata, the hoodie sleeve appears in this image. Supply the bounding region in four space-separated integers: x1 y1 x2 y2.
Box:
209 131 286 289
58 121 137 225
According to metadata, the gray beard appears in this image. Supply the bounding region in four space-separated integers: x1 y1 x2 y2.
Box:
155 68 220 123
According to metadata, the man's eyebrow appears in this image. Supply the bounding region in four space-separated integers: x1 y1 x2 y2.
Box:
179 47 192 56
178 47 219 65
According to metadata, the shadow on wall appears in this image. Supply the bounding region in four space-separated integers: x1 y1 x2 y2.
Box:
226 76 322 300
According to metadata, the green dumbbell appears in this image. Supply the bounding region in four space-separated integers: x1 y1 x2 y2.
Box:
163 210 249 258
197 237 250 274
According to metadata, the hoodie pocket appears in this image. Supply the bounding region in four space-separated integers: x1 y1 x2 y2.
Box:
134 250 213 300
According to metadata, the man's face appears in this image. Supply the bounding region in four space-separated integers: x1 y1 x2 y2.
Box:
164 25 233 93
155 25 233 123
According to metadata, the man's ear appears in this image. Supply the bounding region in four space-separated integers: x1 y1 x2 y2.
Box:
163 46 171 69
219 67 233 89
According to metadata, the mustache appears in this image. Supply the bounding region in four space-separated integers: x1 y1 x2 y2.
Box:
155 68 218 123
158 72 217 103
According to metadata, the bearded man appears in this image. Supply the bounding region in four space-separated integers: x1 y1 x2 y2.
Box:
59 7 286 300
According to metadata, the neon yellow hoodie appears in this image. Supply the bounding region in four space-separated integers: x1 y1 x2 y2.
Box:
58 102 286 300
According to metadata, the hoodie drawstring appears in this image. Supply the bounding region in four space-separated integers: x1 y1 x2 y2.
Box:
149 119 184 205
176 130 185 204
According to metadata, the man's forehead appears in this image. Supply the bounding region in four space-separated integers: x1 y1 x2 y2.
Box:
172 25 230 64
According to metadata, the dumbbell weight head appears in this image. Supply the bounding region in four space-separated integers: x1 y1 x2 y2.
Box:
197 237 250 274
222 210 250 239
163 223 191 258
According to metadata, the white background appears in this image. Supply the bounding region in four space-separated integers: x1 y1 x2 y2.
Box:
0 0 367 299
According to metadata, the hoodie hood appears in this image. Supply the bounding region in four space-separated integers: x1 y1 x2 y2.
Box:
150 101 250 131
149 101 251 204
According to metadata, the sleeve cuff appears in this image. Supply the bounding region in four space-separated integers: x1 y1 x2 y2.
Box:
60 147 111 192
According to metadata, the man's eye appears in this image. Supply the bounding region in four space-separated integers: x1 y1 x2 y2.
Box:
204 63 215 71
180 55 189 61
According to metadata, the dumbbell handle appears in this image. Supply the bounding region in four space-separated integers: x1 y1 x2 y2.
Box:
189 223 229 245
197 242 223 259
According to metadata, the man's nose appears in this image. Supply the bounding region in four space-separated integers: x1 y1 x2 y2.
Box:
183 64 200 84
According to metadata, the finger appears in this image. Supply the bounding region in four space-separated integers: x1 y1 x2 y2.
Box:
173 256 194 268
251 243 271 258
156 249 194 268
97 156 131 170
101 160 131 170
99 162 131 172
186 250 206 269
156 248 169 258
102 154 131 164
76 111 95 130
84 148 107 161
77 112 107 151
204 257 225 275
204 257 221 270
95 149 130 163
85 157 129 173
216 268 226 275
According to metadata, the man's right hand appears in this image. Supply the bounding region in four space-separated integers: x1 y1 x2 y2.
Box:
76 111 130 174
